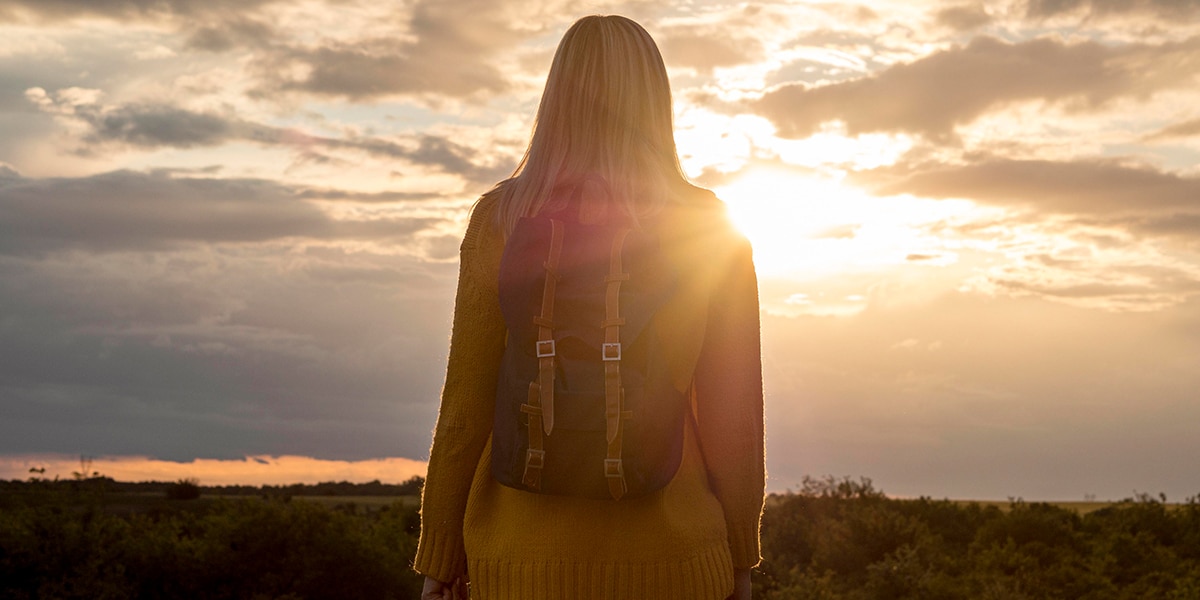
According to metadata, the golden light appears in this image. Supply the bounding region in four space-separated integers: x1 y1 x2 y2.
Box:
713 168 980 280
3 454 428 486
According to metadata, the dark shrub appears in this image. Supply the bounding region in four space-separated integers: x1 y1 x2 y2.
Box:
165 479 202 500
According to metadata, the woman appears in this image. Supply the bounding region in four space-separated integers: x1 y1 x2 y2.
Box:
415 15 764 600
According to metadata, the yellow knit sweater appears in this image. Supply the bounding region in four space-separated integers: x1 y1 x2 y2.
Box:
414 189 765 600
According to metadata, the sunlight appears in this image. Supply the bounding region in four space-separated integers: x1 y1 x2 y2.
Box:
713 169 980 279
2 454 428 486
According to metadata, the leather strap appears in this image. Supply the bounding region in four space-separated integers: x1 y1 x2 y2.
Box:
520 383 545 489
603 228 632 500
520 219 563 490
537 220 564 436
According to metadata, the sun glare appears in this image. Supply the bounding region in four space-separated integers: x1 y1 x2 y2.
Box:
713 169 978 279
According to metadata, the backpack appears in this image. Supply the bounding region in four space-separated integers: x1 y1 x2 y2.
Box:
492 178 688 500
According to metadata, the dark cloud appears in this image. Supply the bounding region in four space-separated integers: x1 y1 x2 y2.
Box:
0 163 463 460
0 0 279 22
1025 0 1200 20
83 104 236 148
1124 213 1200 242
183 16 276 52
28 94 508 183
754 35 1200 140
254 39 508 101
935 4 992 31
403 135 511 184
3 0 530 101
297 188 445 203
248 0 531 100
0 170 444 254
854 157 1200 216
0 240 458 460
1144 117 1200 141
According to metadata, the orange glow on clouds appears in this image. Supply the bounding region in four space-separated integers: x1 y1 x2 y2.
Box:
2 454 428 486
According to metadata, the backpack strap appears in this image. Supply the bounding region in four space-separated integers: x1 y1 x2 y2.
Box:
602 228 634 500
521 218 564 490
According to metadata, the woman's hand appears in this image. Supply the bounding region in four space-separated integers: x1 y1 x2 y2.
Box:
727 567 752 600
421 576 469 600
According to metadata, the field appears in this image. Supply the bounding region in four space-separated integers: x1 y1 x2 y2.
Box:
2 476 1199 599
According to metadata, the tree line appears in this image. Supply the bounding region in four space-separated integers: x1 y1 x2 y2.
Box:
0 475 426 498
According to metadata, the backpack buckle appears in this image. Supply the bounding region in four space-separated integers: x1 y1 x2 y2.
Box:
526 448 546 469
604 458 624 478
536 340 556 358
601 343 621 361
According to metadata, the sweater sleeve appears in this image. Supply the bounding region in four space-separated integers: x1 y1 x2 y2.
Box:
413 197 506 582
693 232 765 570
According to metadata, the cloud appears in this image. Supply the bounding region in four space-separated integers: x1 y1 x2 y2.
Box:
760 292 1200 499
0 175 462 461
0 454 427 485
82 103 238 148
1024 0 1200 20
25 89 508 183
297 188 446 203
246 0 556 100
1124 213 1200 241
3 0 558 102
254 39 508 100
659 25 765 72
0 169 445 254
1144 117 1200 141
855 157 1200 216
0 249 459 460
0 0 280 23
183 16 276 52
754 35 1200 140
934 4 993 31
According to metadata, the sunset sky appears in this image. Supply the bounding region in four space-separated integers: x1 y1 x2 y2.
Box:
1 0 1199 500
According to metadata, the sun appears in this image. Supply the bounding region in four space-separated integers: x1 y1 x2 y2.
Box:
715 169 836 244
711 168 975 278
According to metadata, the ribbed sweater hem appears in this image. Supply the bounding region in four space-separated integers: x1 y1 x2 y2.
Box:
466 545 734 600
413 528 467 583
727 523 762 569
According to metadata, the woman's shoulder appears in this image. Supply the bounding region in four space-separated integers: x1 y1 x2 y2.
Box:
662 184 749 249
462 182 511 251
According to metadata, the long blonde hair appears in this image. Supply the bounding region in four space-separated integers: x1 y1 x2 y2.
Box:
492 15 693 235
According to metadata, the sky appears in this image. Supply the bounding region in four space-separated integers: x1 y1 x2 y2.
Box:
1 0 1198 501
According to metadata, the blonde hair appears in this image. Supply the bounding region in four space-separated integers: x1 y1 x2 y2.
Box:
492 15 694 235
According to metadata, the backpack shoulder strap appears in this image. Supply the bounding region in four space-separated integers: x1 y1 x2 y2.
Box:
603 227 635 500
520 218 564 490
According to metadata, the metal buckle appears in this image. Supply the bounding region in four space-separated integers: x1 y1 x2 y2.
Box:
536 340 556 358
526 448 546 469
604 458 624 478
602 342 621 361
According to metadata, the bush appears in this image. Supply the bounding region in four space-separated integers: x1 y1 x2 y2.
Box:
755 479 1200 600
4 476 1199 599
165 479 202 501
0 493 423 599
